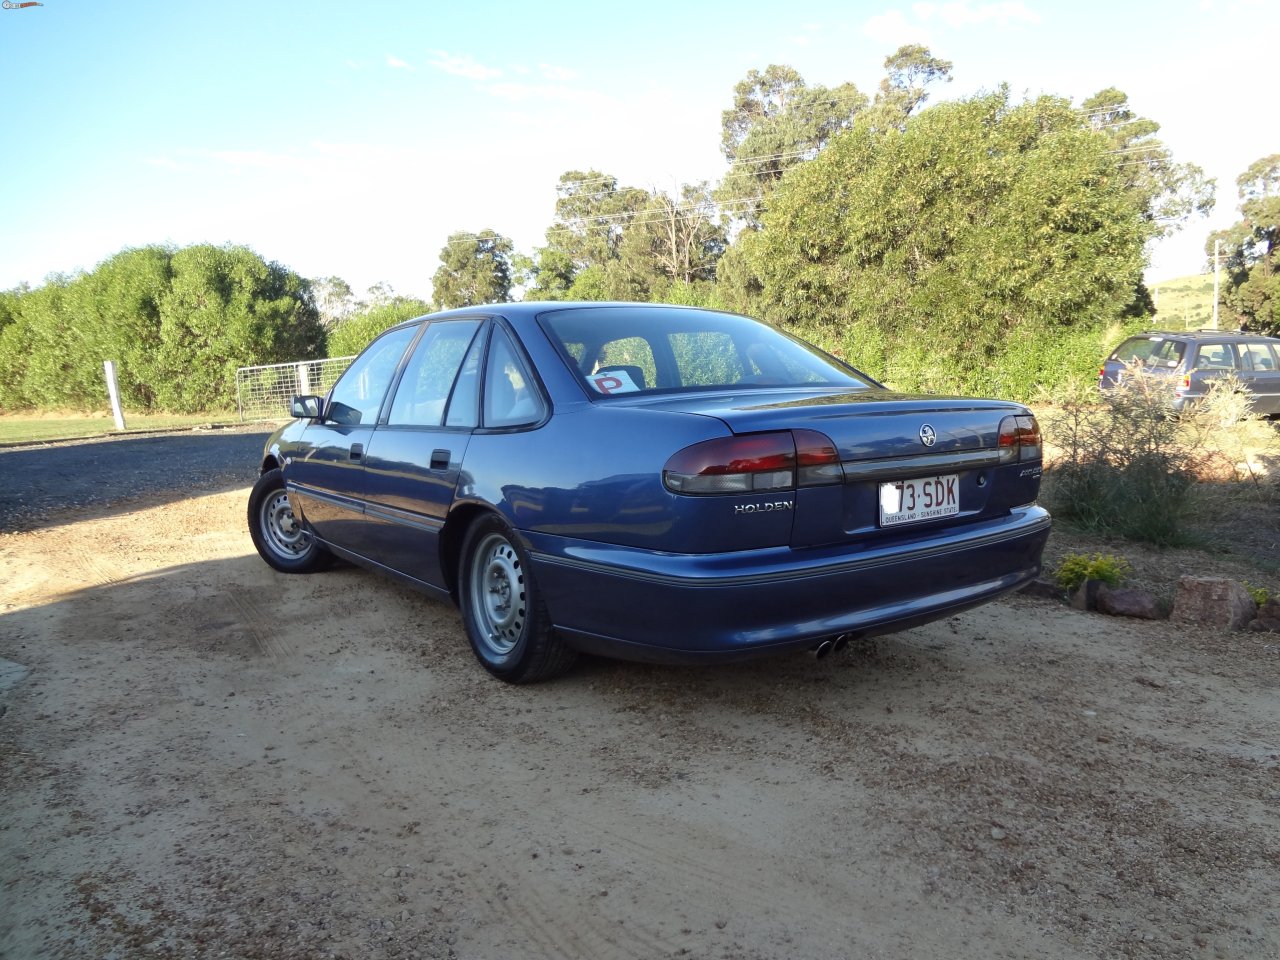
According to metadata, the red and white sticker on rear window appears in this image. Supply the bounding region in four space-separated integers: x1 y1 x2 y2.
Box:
589 370 642 394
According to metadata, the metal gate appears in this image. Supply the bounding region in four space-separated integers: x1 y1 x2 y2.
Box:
234 356 354 421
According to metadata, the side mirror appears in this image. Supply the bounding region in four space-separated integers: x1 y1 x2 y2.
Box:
291 395 325 419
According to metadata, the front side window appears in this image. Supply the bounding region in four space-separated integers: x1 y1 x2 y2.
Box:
387 320 482 427
326 325 418 425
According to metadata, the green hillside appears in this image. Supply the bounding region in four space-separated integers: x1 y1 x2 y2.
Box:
1149 271 1223 331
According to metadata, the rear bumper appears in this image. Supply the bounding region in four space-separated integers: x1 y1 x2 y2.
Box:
526 506 1051 664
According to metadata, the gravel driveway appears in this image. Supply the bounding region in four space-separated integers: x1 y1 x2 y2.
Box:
0 426 271 531
1 431 1278 960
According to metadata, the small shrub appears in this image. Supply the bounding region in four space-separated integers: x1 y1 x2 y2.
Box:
1054 553 1132 592
1243 582 1270 606
1040 363 1193 545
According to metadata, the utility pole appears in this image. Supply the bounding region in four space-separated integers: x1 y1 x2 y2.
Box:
1212 238 1221 330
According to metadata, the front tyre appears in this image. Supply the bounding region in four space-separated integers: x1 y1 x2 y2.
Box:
459 515 577 683
247 469 331 573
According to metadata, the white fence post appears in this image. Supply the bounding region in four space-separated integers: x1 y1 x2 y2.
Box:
297 361 311 395
103 360 126 431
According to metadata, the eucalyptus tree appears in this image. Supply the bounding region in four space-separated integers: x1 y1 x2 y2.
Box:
716 64 867 224
431 230 514 310
1081 87 1214 239
1209 154 1280 334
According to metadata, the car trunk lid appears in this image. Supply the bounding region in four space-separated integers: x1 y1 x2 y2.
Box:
642 388 1039 549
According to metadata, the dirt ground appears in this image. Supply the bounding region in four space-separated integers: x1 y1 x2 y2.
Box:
1 488 1278 960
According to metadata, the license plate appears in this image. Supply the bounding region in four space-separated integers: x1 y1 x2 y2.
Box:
878 474 960 526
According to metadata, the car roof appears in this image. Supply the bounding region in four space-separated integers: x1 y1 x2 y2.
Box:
383 301 739 333
1124 330 1280 343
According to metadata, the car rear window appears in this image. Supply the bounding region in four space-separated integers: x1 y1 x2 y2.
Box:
1109 336 1186 368
538 306 870 396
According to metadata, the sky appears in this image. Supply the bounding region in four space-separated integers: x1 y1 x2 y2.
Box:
1 0 1275 303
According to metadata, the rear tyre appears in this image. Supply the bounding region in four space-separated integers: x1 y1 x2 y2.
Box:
248 469 331 573
459 515 577 683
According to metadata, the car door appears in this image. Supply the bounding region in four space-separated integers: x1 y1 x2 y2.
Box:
286 323 420 549
1188 341 1240 400
354 318 485 587
1239 342 1280 415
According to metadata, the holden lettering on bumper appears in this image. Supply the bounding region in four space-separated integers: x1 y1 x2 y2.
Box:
735 501 794 515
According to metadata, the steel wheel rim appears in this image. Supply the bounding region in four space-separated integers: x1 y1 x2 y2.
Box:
261 490 311 559
469 532 527 656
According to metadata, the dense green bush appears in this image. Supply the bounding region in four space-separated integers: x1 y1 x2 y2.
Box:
0 244 324 413
327 299 432 358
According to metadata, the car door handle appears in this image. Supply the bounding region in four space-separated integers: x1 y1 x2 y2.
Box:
430 449 451 470
350 443 364 461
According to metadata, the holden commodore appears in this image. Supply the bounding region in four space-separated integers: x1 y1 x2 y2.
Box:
249 302 1050 683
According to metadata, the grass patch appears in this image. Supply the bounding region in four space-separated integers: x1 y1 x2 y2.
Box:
0 411 239 445
1149 271 1220 331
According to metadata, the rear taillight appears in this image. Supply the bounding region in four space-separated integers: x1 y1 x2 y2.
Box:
663 430 841 495
998 415 1042 463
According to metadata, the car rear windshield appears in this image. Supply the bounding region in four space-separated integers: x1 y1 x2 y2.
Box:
538 305 871 396
1109 336 1186 368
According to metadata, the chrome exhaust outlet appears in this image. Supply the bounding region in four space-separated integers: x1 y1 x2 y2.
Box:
831 633 852 654
810 639 834 659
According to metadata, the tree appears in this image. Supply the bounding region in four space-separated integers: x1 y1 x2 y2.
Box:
310 276 359 328
365 281 398 307
431 230 514 309
1209 154 1280 334
716 65 867 223
870 44 953 123
528 170 649 298
0 243 321 411
1080 87 1214 240
328 298 432 357
615 183 726 298
152 244 325 411
736 88 1155 397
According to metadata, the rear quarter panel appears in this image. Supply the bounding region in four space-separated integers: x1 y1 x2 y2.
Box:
456 404 794 552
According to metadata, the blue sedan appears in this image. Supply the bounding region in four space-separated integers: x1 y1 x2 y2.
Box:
249 302 1050 683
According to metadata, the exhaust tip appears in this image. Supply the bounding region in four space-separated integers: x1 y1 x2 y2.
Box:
831 634 852 654
810 639 834 660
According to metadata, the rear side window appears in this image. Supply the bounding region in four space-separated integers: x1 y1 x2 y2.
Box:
483 327 544 428
1241 342 1279 372
1193 343 1238 370
1110 337 1185 368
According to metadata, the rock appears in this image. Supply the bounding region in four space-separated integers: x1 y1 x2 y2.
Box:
1171 577 1257 630
1070 579 1105 612
1096 584 1164 620
1249 599 1280 633
990 827 1007 840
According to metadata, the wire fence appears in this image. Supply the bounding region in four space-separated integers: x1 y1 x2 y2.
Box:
235 356 354 421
